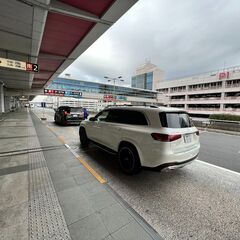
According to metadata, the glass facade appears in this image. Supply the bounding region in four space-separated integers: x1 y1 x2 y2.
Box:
146 72 153 90
48 78 157 99
131 72 153 90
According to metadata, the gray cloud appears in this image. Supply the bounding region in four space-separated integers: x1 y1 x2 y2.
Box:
61 0 240 84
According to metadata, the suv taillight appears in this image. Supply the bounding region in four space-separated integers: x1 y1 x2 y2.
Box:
151 133 182 142
64 111 69 116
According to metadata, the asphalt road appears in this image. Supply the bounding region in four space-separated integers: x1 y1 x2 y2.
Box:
32 108 240 240
198 131 240 173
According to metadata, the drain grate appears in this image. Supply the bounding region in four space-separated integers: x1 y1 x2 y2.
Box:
28 116 71 240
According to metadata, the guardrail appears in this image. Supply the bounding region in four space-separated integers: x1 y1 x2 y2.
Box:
193 119 240 132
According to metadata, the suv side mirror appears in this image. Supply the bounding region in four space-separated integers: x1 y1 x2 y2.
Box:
89 117 97 121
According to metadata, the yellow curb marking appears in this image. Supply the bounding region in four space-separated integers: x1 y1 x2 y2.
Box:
46 125 106 184
77 156 106 184
47 126 55 132
58 136 65 144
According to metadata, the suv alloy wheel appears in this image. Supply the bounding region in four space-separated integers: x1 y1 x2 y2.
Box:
80 127 89 146
118 144 141 174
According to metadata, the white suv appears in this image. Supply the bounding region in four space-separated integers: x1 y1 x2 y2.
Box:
79 106 200 174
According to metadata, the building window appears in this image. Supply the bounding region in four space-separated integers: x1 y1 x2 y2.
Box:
146 72 153 90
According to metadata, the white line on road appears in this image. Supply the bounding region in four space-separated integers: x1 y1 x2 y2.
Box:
64 144 70 149
196 159 240 177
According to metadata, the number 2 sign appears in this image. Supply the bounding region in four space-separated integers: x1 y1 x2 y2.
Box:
26 63 39 72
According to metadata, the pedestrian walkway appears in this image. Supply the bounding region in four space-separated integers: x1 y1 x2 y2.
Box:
0 108 163 240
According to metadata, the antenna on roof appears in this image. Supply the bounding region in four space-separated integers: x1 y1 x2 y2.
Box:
145 58 151 64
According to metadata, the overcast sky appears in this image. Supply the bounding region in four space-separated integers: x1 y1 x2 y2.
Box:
60 0 240 86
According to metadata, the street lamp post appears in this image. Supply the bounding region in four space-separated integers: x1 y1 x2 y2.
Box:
104 76 124 104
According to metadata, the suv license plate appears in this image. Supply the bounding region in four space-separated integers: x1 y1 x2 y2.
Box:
73 114 77 117
184 134 192 143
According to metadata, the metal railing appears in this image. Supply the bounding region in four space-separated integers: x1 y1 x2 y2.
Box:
224 96 240 100
225 83 240 88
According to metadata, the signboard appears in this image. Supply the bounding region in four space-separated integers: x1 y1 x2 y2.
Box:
0 57 38 72
44 89 65 96
103 95 127 101
26 62 39 72
65 90 82 97
103 94 115 101
44 89 82 98
116 95 127 101
219 71 229 80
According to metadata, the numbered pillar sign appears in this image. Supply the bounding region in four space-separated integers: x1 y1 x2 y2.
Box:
26 63 39 72
41 102 46 108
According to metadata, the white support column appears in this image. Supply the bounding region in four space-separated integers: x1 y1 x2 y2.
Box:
220 80 226 111
220 92 225 111
0 82 5 113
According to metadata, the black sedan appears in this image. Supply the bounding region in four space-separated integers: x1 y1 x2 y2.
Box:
54 106 84 125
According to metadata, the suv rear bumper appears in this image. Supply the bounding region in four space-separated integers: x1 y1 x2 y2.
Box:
140 144 200 168
65 117 84 124
156 154 198 171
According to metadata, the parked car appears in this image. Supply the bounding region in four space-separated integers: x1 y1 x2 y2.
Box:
54 106 84 125
79 106 200 174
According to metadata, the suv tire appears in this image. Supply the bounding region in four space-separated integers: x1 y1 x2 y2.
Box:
80 127 89 146
118 144 141 174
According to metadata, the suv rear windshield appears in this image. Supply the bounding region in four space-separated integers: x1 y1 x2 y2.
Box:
159 112 194 128
70 107 83 112
59 107 83 113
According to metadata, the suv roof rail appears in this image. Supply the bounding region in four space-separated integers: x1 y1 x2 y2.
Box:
149 105 159 108
105 104 160 108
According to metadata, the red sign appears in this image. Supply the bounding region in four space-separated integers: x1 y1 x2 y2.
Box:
44 89 65 96
219 72 229 80
103 95 115 101
26 62 39 72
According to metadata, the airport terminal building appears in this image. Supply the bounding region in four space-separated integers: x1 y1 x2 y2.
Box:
41 77 168 111
156 66 240 115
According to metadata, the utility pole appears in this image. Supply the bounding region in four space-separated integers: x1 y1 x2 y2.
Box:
104 76 124 104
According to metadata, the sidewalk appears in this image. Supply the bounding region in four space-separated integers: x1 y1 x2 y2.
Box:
0 109 163 240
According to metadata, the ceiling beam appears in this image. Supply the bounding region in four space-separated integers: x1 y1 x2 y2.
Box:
0 48 76 61
39 53 75 60
18 0 113 25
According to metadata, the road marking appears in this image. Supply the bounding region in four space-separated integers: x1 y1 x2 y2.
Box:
65 144 70 149
196 159 240 177
47 126 54 132
77 156 106 184
58 136 65 144
64 144 106 184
